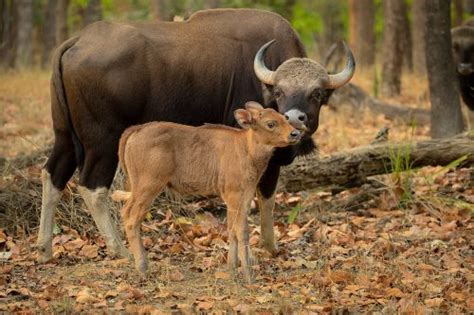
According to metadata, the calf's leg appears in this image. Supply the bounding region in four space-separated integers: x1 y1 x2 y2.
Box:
121 186 161 274
225 194 254 283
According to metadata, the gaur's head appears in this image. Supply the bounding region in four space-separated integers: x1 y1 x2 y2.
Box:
254 40 355 135
235 101 302 147
451 26 474 76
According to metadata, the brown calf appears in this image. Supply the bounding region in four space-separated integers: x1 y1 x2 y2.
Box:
117 102 301 283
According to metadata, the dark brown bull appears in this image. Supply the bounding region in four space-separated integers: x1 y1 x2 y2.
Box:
36 8 355 263
451 19 474 111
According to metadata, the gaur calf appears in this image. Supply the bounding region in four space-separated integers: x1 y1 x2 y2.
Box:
117 102 301 283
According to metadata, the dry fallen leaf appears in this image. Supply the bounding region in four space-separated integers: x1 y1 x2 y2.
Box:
386 287 405 298
196 300 214 310
79 244 98 258
169 270 185 282
424 298 443 308
76 288 98 304
215 271 231 280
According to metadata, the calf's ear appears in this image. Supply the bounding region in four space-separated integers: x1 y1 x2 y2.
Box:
245 101 264 111
235 109 253 129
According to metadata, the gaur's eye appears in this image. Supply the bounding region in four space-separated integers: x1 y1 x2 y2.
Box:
273 89 283 99
266 121 277 129
311 89 323 101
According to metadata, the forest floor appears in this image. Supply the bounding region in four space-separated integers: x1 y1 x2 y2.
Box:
0 70 473 314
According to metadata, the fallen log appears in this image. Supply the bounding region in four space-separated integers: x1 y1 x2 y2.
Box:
279 133 474 193
330 83 431 125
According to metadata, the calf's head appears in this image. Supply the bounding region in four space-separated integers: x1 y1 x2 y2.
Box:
235 101 301 147
254 40 355 134
451 26 474 76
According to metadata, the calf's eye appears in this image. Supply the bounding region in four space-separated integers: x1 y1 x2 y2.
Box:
267 121 277 129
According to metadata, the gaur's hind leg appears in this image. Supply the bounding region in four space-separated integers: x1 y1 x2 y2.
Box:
257 162 280 255
78 150 129 259
37 131 77 263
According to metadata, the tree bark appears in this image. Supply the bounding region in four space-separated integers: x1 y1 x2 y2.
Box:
83 0 102 27
56 0 69 44
279 133 474 192
400 0 413 71
412 0 426 76
42 0 57 68
348 0 375 69
425 0 465 138
464 0 474 14
381 0 405 97
454 0 464 26
15 0 34 68
0 0 16 69
317 0 344 62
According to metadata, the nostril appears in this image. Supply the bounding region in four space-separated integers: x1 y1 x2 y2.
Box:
290 130 300 138
297 114 306 122
284 114 290 120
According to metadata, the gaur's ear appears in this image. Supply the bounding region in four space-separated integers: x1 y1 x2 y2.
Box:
234 109 253 129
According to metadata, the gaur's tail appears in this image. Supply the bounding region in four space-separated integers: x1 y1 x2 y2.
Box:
51 36 84 168
112 125 144 202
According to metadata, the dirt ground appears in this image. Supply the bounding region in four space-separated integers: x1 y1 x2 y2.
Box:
0 70 473 313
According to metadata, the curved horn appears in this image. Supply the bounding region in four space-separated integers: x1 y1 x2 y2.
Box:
326 41 356 89
254 40 276 85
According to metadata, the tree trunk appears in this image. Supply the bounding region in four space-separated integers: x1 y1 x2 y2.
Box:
348 0 375 69
425 0 465 138
454 0 464 26
0 0 16 69
412 0 426 76
15 0 34 68
42 0 57 68
318 0 344 65
400 0 413 71
381 0 405 97
83 0 102 27
56 0 69 44
464 0 474 14
279 133 474 192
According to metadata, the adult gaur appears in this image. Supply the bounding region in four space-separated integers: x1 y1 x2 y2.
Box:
36 8 355 263
451 19 474 111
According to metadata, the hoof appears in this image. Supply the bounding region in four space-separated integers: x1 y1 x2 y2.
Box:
261 241 278 256
108 244 132 260
36 244 52 263
136 260 148 275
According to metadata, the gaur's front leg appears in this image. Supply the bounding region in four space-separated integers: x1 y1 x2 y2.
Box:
257 162 281 255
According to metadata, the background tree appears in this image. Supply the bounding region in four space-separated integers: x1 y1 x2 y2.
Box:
83 0 102 27
412 0 426 76
0 0 17 69
381 0 405 97
425 0 465 138
453 0 464 26
464 0 474 14
42 0 58 68
400 1 412 71
349 0 375 69
15 0 34 68
56 0 69 44
316 0 345 62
